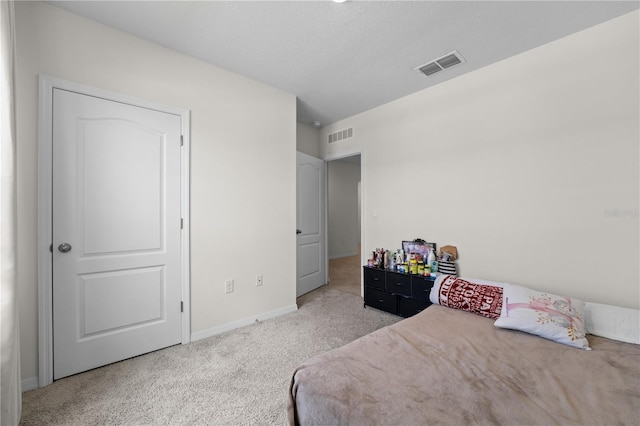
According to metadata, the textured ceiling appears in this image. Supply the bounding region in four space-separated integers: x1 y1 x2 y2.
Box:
49 1 639 127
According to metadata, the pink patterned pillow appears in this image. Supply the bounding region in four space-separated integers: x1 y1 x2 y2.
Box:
494 284 590 350
434 275 503 319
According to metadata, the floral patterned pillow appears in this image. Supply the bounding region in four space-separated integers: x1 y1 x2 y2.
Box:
494 284 590 350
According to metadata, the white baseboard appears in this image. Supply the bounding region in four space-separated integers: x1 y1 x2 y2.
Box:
190 304 299 342
22 377 39 392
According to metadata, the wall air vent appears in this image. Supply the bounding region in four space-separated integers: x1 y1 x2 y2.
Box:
415 50 465 77
328 127 353 144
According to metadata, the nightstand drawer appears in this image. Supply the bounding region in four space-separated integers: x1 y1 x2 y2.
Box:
411 276 435 302
386 272 411 297
398 296 430 318
364 287 397 314
363 267 386 290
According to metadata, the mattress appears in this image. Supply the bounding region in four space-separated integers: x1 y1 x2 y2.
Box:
288 304 640 425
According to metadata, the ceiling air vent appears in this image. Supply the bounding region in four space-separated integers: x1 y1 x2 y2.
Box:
328 127 353 144
415 50 465 77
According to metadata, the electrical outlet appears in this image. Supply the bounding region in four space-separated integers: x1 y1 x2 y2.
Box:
225 279 234 293
256 275 263 287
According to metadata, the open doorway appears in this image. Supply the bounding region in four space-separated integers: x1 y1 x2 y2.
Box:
327 154 361 296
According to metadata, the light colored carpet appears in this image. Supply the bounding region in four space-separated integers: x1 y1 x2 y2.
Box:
327 251 361 296
20 286 399 425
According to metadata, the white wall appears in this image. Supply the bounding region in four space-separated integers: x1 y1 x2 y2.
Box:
321 11 639 308
327 160 361 258
16 2 297 384
296 123 320 158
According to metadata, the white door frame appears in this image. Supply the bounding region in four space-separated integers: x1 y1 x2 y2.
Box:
37 75 191 387
324 151 364 296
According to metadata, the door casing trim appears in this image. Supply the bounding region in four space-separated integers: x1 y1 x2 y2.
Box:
37 75 191 387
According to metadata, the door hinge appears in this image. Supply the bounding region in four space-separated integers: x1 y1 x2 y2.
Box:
180 301 184 313
180 135 184 146
181 218 184 229
49 244 53 253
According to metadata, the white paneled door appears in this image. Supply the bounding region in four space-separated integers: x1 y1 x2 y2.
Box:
52 89 183 379
296 152 326 297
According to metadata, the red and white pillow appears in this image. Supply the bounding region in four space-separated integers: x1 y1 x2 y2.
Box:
430 275 504 319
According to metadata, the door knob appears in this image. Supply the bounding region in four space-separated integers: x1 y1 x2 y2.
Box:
296 229 302 234
58 243 72 253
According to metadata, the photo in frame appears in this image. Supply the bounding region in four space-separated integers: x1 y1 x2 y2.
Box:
402 239 436 259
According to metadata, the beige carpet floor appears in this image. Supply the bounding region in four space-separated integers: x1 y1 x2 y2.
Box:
327 251 361 296
20 286 399 425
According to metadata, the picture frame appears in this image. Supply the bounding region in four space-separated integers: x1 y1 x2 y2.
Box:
402 239 436 259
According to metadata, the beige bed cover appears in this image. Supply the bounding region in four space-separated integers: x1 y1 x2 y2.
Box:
288 305 640 425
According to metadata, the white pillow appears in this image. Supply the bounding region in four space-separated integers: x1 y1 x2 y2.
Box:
495 284 590 350
584 302 640 344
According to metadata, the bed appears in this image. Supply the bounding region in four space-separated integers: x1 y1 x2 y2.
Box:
288 276 640 425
